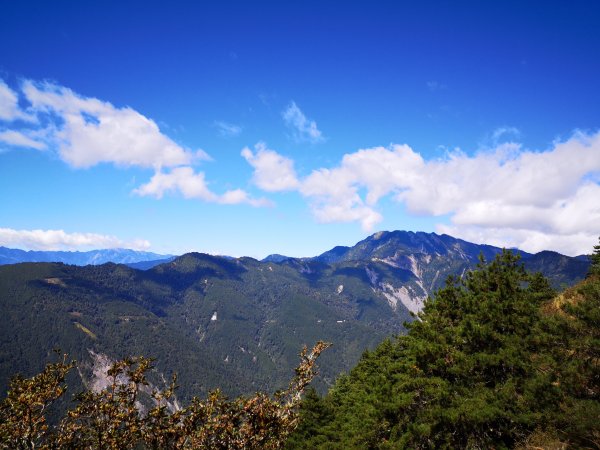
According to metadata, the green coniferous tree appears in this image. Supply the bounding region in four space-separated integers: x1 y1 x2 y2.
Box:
589 236 600 276
290 250 563 449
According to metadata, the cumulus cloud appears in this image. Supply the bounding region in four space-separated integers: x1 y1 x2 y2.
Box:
20 80 198 169
134 166 272 207
213 121 242 137
242 131 600 255
0 78 265 208
282 101 324 143
0 228 150 251
241 142 300 191
0 78 205 169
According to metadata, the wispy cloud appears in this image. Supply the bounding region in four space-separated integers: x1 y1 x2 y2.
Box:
0 227 151 251
134 166 272 207
213 120 242 137
491 126 520 144
426 80 446 92
242 131 600 255
0 130 46 150
282 101 324 143
477 126 521 150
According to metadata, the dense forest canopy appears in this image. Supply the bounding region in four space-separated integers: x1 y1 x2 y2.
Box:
288 247 600 449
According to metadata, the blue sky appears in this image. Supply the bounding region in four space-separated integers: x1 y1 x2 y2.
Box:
1 1 599 257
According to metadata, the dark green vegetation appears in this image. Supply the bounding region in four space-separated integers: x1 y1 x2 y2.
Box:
287 248 600 449
0 342 329 449
591 237 600 277
0 254 403 407
0 232 589 414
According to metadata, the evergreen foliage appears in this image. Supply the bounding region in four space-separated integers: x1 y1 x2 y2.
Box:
0 256 399 406
590 236 600 276
288 250 600 449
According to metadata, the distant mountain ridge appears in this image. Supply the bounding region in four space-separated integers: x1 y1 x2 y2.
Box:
0 247 173 267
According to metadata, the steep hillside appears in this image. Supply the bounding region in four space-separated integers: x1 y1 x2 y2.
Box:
0 254 409 407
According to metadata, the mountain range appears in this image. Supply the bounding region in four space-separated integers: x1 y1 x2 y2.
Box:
0 231 590 410
0 247 173 267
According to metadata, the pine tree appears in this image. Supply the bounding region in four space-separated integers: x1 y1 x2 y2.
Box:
589 236 600 276
289 250 563 449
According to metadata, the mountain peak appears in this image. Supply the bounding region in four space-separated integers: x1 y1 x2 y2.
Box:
262 254 292 263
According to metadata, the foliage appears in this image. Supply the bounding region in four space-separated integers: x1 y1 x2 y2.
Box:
543 265 600 448
589 236 600 276
0 354 74 449
289 250 600 449
0 342 329 449
0 256 394 406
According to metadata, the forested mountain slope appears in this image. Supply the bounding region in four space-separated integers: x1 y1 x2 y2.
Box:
288 249 600 449
0 254 407 406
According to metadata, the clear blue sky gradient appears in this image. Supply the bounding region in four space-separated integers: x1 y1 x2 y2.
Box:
1 1 599 257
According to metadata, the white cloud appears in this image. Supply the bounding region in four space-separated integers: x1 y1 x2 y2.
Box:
0 130 46 150
193 148 213 161
436 225 597 257
308 197 383 231
297 144 423 230
242 131 600 255
1 78 213 169
0 80 35 122
0 228 150 251
241 142 300 191
0 78 266 209
134 166 271 207
214 121 242 137
20 80 197 169
282 101 324 143
397 134 600 218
